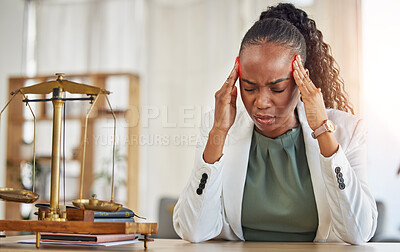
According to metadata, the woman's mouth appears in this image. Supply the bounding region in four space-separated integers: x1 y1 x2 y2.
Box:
254 115 276 125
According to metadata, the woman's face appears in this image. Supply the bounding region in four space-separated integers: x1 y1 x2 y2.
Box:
239 43 300 138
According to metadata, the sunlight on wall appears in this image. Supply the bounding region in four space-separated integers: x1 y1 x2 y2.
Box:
362 0 400 236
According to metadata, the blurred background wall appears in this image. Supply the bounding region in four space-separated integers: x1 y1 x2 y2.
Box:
0 0 399 239
0 0 25 222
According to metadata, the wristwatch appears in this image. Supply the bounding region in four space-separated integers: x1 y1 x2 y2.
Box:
311 119 335 139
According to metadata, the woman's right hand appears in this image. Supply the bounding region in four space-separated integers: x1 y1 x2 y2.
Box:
203 61 239 164
212 61 239 134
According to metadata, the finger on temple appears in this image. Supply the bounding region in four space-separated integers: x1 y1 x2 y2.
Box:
293 70 309 94
222 60 239 89
293 59 312 90
296 57 309 80
227 60 239 89
297 54 303 65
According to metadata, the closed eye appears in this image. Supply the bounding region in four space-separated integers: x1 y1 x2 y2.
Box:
272 88 287 93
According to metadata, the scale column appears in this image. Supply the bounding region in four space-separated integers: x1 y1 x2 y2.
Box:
47 87 65 221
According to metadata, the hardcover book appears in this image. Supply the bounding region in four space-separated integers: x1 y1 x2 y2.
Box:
40 233 137 243
93 218 135 222
94 207 135 218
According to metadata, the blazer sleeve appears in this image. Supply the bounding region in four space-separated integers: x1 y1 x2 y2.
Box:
172 111 233 242
319 118 378 244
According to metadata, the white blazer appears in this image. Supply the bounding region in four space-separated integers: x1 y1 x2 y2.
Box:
173 100 377 245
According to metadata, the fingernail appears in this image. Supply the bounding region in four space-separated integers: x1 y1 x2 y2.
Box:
294 61 298 67
297 55 302 63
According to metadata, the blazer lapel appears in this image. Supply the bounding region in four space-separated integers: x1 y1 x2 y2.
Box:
222 110 253 240
297 100 330 241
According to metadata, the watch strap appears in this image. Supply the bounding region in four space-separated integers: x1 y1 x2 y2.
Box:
311 119 334 139
311 123 327 139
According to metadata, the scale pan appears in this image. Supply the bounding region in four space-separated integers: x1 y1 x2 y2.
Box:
72 198 122 212
0 188 39 203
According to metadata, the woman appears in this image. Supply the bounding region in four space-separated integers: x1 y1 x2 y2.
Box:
173 3 377 244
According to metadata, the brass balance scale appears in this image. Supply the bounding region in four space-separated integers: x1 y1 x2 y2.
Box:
0 74 157 248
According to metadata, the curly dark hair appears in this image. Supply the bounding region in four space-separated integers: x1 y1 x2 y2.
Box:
244 3 354 114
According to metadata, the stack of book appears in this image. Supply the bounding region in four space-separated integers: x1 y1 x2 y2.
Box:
33 204 140 245
94 207 136 223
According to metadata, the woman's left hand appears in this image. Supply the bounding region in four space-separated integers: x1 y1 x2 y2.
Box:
292 55 328 131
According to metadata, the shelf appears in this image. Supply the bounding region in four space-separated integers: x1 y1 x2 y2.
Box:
4 72 140 221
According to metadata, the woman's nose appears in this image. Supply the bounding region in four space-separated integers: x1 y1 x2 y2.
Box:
254 91 272 109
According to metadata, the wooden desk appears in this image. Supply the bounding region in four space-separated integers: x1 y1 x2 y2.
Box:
0 235 399 251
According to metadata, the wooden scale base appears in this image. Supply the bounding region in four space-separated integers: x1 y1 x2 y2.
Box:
0 208 158 249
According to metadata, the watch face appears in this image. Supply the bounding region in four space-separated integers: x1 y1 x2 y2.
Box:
326 120 336 131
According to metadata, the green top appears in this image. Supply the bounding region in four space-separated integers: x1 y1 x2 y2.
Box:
241 126 318 241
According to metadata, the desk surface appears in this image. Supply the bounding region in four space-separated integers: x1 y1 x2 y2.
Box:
0 235 399 252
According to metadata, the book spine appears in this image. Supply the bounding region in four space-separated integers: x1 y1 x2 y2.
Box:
93 218 135 223
94 211 134 218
